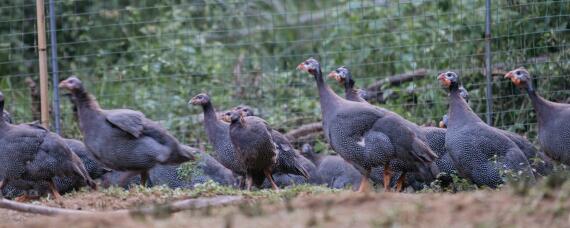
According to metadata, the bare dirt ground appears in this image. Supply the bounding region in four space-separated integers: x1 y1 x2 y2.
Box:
0 185 569 228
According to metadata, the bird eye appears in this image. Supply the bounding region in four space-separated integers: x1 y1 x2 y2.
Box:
515 71 521 75
446 73 452 77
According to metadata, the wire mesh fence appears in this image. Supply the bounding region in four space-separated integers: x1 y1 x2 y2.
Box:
0 0 568 150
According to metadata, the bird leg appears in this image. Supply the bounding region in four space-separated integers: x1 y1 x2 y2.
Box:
15 194 40 202
245 175 253 191
48 180 62 200
395 172 407 192
264 169 280 191
140 171 150 187
383 164 393 192
357 170 371 193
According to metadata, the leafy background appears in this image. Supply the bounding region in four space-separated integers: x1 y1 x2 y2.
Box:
0 0 568 153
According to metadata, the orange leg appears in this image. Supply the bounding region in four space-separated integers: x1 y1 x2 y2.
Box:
357 170 371 193
264 169 280 191
383 164 393 192
48 180 62 200
395 172 406 192
15 194 40 202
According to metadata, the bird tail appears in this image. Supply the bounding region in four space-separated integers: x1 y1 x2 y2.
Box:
71 160 97 190
293 158 310 180
411 138 438 164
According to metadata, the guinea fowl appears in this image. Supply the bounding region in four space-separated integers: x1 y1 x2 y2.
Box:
0 91 96 200
440 85 552 177
232 106 310 180
189 93 246 184
223 110 279 190
315 62 438 192
329 66 452 189
438 71 535 187
59 77 194 187
505 67 570 166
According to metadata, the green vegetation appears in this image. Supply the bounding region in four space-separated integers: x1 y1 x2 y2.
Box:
0 0 568 151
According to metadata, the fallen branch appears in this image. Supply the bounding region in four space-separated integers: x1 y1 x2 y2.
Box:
285 122 322 141
366 68 429 92
0 198 91 216
0 195 243 217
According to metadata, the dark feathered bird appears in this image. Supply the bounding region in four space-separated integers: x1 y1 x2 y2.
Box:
232 106 310 180
59 77 194 187
0 91 96 200
329 66 451 190
439 71 535 188
298 59 437 193
189 93 246 185
102 149 237 189
223 110 278 190
441 84 552 177
505 68 570 166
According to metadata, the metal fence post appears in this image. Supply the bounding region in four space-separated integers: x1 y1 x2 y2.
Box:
484 0 493 125
49 0 61 134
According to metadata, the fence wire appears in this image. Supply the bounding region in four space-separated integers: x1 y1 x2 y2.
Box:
0 0 568 149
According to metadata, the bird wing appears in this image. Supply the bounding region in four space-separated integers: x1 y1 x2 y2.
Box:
271 130 310 179
373 114 438 164
104 109 145 138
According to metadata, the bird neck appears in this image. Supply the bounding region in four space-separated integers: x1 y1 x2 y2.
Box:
527 88 555 121
448 84 482 127
201 101 226 136
344 77 360 101
72 89 101 111
201 102 219 123
0 99 6 128
313 68 343 113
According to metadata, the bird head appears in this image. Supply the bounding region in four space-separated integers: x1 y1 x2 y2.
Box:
438 71 459 90
233 105 254 117
297 57 321 76
222 110 243 124
189 93 211 106
59 76 84 92
505 67 532 89
328 66 350 84
300 143 314 157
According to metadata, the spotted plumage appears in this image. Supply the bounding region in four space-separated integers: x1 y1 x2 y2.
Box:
316 62 438 192
0 91 96 199
59 77 194 187
506 68 570 166
330 66 454 189
190 93 246 182
439 71 535 188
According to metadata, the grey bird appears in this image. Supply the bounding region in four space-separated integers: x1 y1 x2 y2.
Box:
505 68 570 166
298 58 438 193
439 71 535 188
441 84 552 177
59 76 194 187
329 66 454 190
0 91 96 200
190 93 246 186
